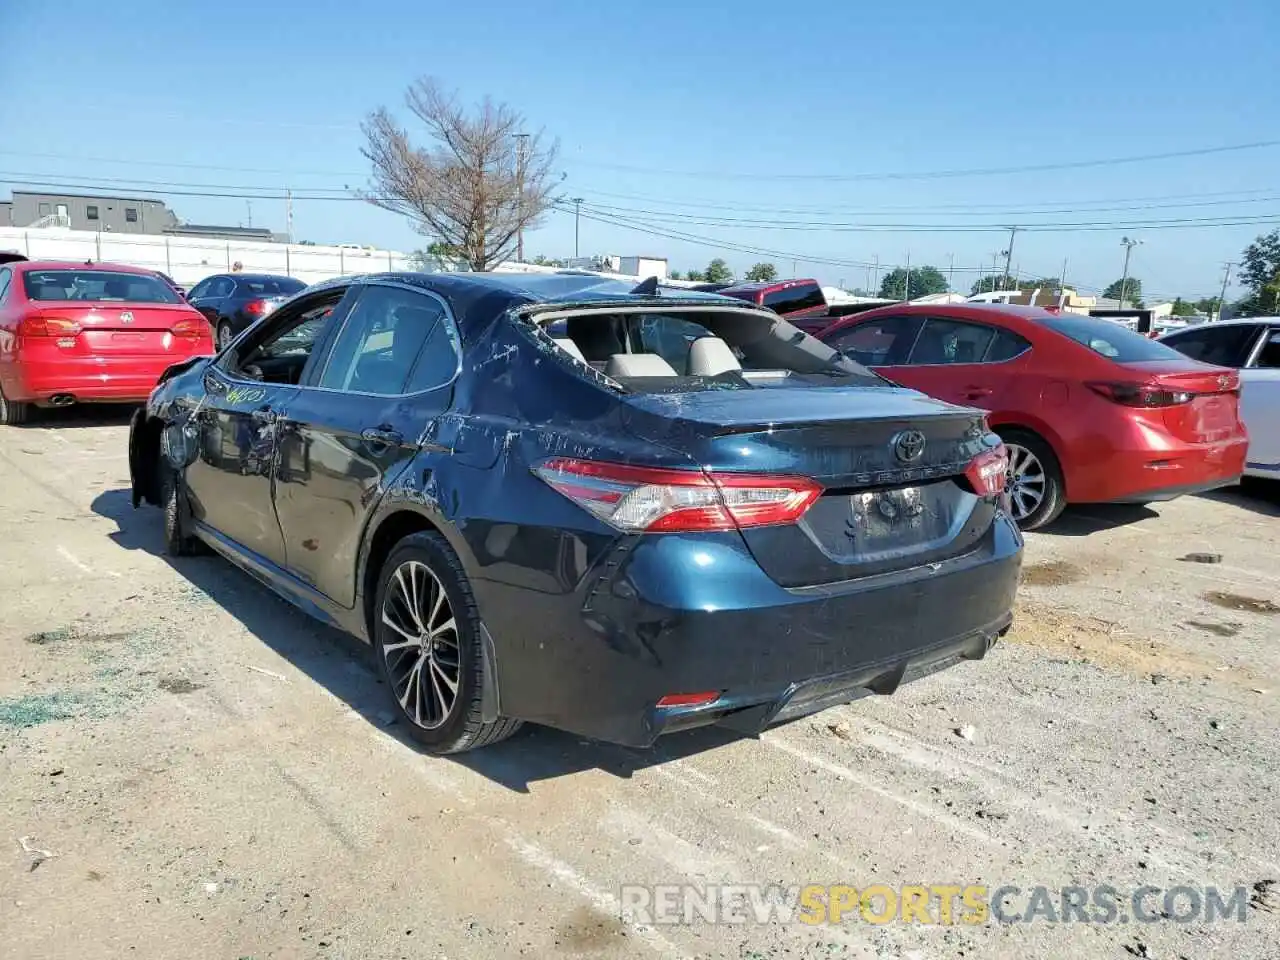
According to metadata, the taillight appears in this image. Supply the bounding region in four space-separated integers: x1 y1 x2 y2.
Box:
965 445 1008 497
21 316 81 337
532 458 822 533
1086 381 1193 407
171 316 207 338
244 299 268 317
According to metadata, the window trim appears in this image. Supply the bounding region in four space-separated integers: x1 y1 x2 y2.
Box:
0 267 11 303
1243 325 1275 369
900 316 1008 367
980 327 1032 363
213 284 355 383
305 280 462 399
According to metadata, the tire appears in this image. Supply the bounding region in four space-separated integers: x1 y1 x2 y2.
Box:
216 322 236 351
0 385 31 426
372 531 522 754
160 466 202 556
997 428 1066 531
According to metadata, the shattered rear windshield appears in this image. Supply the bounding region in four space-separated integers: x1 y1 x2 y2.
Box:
540 309 888 391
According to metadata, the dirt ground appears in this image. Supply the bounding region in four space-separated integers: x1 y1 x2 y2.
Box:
2 408 1278 959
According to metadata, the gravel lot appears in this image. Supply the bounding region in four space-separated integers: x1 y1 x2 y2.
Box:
2 409 1278 959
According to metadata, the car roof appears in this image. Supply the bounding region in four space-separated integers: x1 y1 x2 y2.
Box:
326 271 764 334
16 260 162 275
717 278 818 295
216 273 303 283
1169 317 1279 329
834 301 1060 326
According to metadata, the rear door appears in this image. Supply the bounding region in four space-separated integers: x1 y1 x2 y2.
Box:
188 276 234 324
273 281 460 606
888 316 1024 410
1242 327 1280 474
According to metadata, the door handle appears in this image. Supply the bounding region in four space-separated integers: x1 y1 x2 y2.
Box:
361 426 403 447
251 407 278 425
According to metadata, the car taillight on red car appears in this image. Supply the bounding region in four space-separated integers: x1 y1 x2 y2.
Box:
533 458 822 533
1086 381 1196 407
965 445 1009 497
21 316 81 337
171 316 208 339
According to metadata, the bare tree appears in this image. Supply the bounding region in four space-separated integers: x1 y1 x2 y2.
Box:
360 78 559 271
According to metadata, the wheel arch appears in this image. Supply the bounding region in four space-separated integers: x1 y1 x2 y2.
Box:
986 415 1069 498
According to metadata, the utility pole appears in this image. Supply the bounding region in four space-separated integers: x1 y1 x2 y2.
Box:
246 199 253 229
1216 261 1235 321
1002 226 1018 289
1058 257 1069 306
990 252 1003 291
514 133 530 263
903 251 912 302
285 189 294 244
947 253 955 292
1118 236 1141 307
792 258 798 278
572 197 584 258
872 255 880 294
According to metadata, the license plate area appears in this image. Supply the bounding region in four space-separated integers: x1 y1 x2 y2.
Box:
797 480 976 564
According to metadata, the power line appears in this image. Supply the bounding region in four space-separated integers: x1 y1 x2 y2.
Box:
561 140 1280 182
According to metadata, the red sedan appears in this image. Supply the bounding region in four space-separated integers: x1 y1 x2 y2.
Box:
818 304 1248 528
0 260 213 424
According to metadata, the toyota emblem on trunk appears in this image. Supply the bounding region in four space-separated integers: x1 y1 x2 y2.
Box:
891 429 926 463
120 311 134 324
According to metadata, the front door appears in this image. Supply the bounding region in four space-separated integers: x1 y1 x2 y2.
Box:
274 282 461 607
890 316 1011 410
1242 328 1280 474
184 286 354 565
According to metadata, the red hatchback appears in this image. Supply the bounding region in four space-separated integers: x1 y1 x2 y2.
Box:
0 261 213 424
818 304 1248 528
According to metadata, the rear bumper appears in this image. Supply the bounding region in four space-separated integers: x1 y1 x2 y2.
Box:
7 356 203 404
1069 435 1248 503
476 511 1023 747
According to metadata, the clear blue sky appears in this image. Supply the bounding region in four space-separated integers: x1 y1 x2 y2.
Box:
2 0 1278 301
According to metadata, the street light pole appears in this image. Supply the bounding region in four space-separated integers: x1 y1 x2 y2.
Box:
1118 236 1141 308
572 197 584 258
1216 261 1235 321
514 133 530 263
1002 226 1018 289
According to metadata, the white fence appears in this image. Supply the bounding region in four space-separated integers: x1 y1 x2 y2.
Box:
0 226 412 287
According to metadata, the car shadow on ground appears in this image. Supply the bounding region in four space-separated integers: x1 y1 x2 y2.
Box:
1036 503 1159 537
91 486 750 792
15 403 138 430
1197 480 1280 517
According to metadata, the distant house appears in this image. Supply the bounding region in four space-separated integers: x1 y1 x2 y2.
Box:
2 190 178 233
1 190 283 242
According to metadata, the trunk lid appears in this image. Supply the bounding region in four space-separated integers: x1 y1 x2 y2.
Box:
26 303 208 356
622 385 999 587
1115 359 1242 443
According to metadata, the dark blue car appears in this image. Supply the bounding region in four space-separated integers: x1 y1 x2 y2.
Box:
128 271 1022 754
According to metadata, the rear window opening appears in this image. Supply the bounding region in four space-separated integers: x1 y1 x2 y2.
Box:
23 270 181 304
533 306 886 392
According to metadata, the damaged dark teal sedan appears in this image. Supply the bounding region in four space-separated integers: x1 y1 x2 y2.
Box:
128 271 1022 754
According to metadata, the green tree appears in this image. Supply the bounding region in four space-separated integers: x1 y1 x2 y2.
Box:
1240 229 1280 293
668 269 682 280
1103 278 1143 306
410 240 463 271
970 274 1018 295
1194 297 1222 317
685 269 706 282
881 265 948 300
1170 297 1198 316
744 262 778 282
704 258 734 283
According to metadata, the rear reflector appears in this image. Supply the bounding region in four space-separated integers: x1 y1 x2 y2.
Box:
965 445 1009 497
656 692 721 708
533 458 821 533
1086 381 1194 407
22 316 81 337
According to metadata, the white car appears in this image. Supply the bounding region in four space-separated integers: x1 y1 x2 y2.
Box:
1159 318 1280 479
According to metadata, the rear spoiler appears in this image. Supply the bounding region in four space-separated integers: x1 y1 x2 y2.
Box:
0 251 28 265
